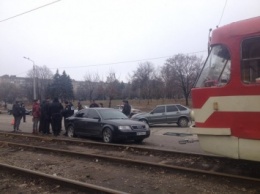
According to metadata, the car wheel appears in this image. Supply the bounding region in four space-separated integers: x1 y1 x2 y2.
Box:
102 128 113 143
67 125 75 138
139 119 149 125
178 117 189 127
134 139 144 143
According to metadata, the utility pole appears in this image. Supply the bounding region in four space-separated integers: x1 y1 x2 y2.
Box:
23 57 37 100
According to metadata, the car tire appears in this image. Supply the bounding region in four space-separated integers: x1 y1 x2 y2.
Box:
178 117 189 127
102 128 113 143
139 119 149 125
67 125 75 138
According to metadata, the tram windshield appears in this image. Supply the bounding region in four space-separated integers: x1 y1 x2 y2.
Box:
195 45 231 88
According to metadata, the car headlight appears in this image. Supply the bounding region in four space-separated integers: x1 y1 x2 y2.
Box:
131 115 138 119
144 124 149 129
118 126 132 131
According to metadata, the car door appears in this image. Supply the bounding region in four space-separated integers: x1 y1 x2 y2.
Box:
165 105 180 124
85 109 102 136
147 106 166 124
74 109 91 135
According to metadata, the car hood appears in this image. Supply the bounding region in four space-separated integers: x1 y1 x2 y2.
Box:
104 119 145 126
132 112 149 118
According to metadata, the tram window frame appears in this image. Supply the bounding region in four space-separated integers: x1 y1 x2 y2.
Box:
195 44 231 88
241 37 260 84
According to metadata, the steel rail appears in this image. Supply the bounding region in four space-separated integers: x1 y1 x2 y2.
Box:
0 131 217 158
0 162 129 194
1 140 260 183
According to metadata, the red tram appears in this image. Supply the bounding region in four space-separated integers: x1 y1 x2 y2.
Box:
191 16 260 162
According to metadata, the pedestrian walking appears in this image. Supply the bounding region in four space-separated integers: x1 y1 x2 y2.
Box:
12 101 23 132
20 102 26 123
49 97 63 136
32 99 41 134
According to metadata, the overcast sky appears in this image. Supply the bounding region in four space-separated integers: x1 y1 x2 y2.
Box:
0 0 259 82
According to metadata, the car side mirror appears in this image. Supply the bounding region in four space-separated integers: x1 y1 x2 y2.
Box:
150 111 154 114
94 117 101 122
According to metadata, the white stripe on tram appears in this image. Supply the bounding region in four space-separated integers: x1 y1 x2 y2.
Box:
193 95 260 123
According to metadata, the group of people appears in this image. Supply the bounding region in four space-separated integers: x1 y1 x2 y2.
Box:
12 98 131 135
12 98 74 136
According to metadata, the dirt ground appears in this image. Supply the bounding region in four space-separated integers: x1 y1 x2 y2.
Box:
0 108 259 193
0 139 259 194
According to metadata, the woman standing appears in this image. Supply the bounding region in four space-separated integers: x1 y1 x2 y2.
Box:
32 99 41 134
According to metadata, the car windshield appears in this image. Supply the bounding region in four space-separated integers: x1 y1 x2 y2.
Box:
98 109 128 120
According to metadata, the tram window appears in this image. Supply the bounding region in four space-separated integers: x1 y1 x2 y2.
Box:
195 45 231 88
241 37 260 84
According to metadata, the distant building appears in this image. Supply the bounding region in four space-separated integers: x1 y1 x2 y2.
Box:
0 75 32 86
0 75 85 100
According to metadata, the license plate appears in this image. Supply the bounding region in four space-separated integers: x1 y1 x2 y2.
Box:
137 132 146 136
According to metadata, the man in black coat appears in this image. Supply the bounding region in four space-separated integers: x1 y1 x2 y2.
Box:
41 98 51 134
12 101 23 132
122 100 131 117
62 101 74 135
49 97 63 136
89 100 99 108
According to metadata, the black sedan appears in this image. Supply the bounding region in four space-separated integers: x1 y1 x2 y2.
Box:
65 108 150 143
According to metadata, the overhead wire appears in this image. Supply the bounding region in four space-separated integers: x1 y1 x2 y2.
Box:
218 0 228 26
0 0 62 23
49 50 207 70
1 0 207 76
14 50 207 77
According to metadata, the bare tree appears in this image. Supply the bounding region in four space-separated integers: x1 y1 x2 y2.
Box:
164 54 203 105
83 72 100 101
160 64 179 99
131 62 155 104
27 65 53 100
105 71 120 107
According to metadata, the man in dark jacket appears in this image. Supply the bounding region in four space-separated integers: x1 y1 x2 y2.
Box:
122 100 131 117
12 101 23 132
49 97 63 136
20 102 26 123
62 101 74 135
41 98 51 135
89 100 99 108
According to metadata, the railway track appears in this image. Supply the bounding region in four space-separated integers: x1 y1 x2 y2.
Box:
0 162 128 194
0 131 259 193
1 131 260 178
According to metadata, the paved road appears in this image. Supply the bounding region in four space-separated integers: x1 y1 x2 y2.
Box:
0 112 205 154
